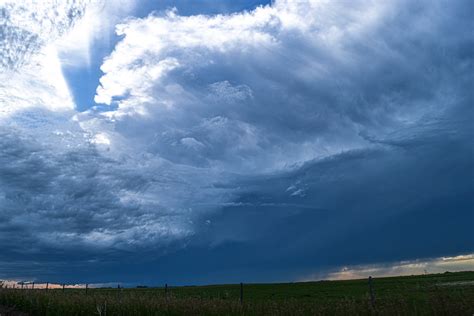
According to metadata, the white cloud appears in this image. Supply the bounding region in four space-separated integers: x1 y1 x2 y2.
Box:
0 0 95 118
95 0 392 174
0 0 90 69
56 0 138 68
0 0 209 251
0 0 138 113
0 46 74 119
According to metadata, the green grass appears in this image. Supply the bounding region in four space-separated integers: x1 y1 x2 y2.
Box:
1 271 473 315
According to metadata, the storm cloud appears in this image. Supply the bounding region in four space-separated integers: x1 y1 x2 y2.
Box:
0 0 472 284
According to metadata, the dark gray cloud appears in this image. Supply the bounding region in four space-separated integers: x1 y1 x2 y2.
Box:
0 0 472 283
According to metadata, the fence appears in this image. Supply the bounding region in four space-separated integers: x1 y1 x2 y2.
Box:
1 276 379 308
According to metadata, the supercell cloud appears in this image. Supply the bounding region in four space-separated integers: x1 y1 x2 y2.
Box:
0 0 472 284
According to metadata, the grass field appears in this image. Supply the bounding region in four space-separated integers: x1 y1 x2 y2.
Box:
0 271 473 315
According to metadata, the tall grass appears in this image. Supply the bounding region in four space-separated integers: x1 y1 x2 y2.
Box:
1 271 473 315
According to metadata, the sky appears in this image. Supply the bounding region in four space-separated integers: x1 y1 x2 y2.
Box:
0 0 472 286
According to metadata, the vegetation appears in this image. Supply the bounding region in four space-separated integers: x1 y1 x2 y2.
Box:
0 271 473 315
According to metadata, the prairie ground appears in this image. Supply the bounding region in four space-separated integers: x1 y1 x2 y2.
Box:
0 271 473 315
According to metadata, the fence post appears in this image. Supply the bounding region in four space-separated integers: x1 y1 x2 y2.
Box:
368 276 376 308
32 282 35 290
165 283 168 296
86 283 88 295
46 282 49 291
62 284 65 292
240 282 243 305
